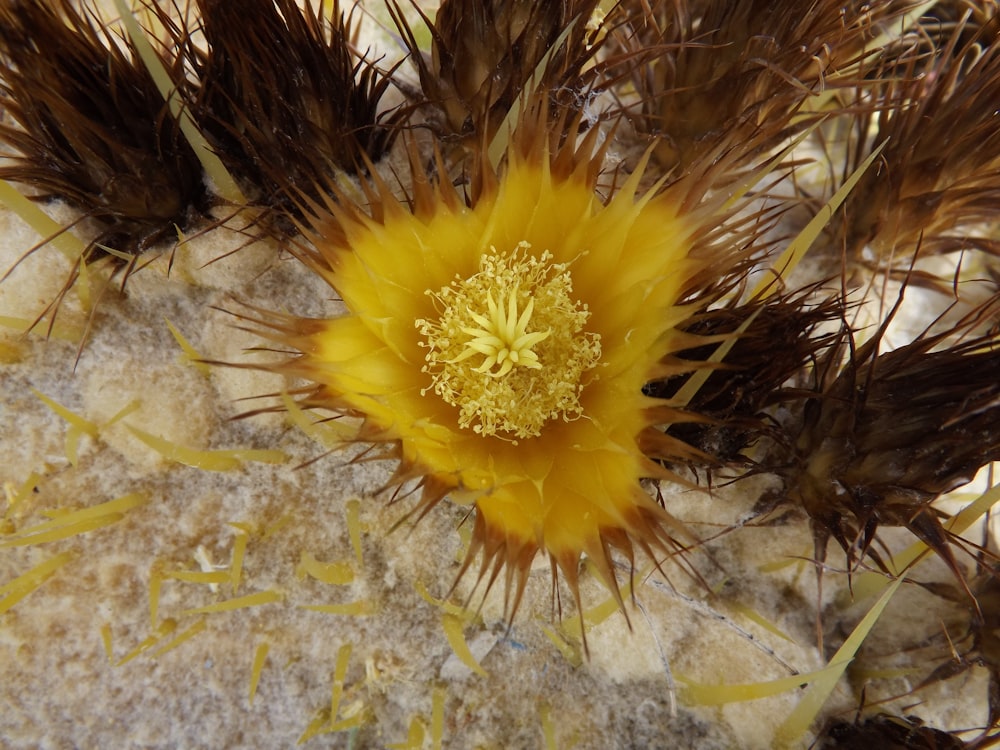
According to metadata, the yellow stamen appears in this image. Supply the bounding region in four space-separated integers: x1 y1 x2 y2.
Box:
453 288 550 378
416 242 601 440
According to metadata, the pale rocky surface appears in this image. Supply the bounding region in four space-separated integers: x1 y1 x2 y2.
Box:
0 218 988 748
0 222 801 749
0 3 996 749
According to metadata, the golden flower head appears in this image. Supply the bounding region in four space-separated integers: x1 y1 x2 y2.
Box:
258 119 735 624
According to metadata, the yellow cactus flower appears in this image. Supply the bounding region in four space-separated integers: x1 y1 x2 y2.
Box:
249 122 735 623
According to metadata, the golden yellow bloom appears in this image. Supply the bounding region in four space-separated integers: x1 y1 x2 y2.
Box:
258 127 730 621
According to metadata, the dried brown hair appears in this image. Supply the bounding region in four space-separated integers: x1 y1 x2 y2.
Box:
389 0 604 150
838 15 1000 263
644 289 846 472
774 298 1000 587
816 713 970 749
0 0 207 266
183 0 401 225
607 0 915 173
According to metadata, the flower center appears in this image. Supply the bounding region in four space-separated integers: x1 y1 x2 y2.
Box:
416 242 602 441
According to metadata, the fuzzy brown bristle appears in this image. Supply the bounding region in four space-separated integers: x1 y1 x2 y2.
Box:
181 0 400 228
838 14 1000 264
389 0 604 148
0 0 207 263
920 0 1000 52
644 289 847 472
817 713 969 749
607 0 911 173
776 299 1000 585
